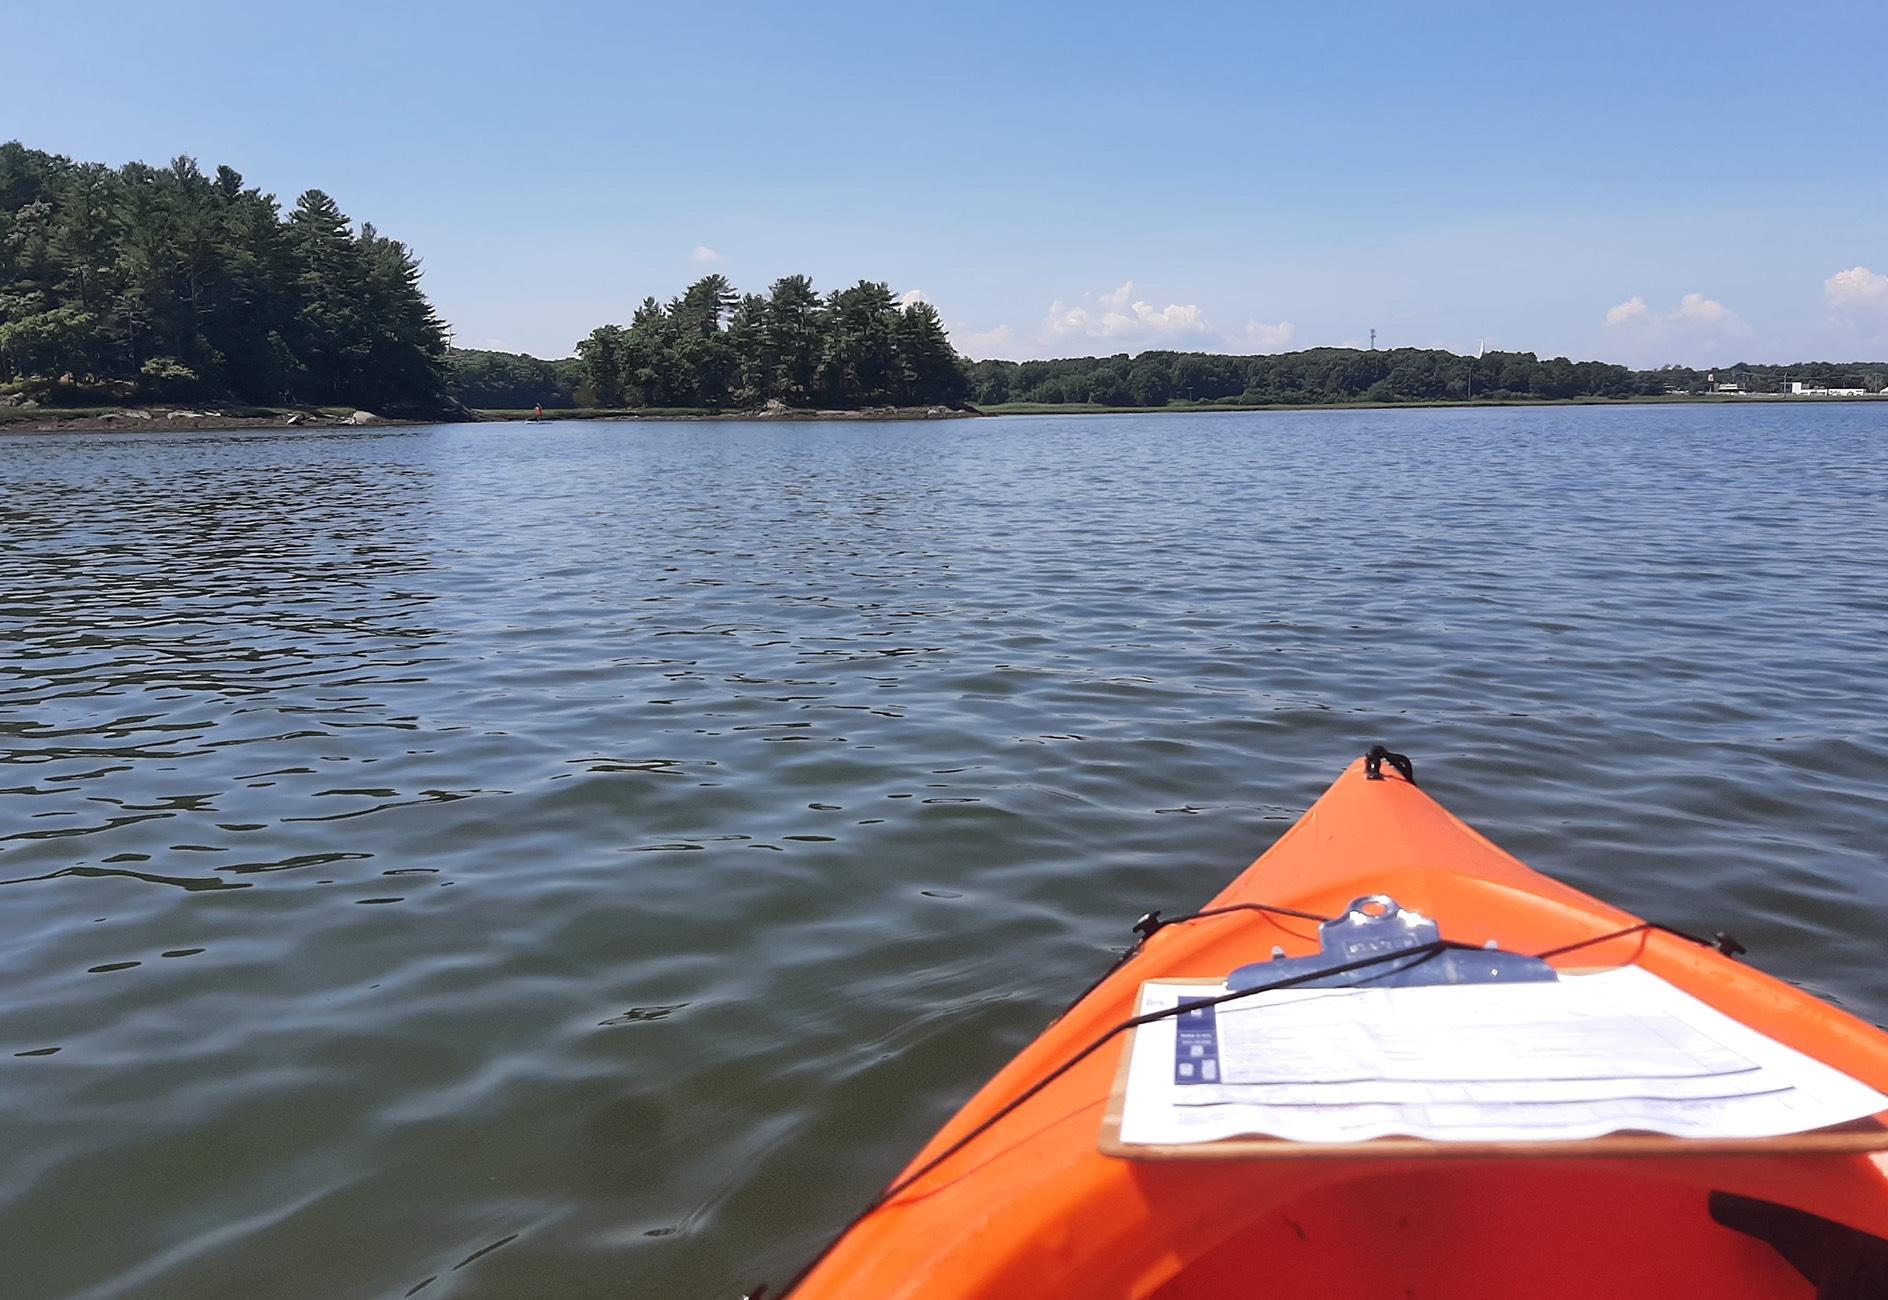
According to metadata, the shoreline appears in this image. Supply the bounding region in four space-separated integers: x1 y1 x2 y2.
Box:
0 404 979 434
471 404 976 424
972 392 1888 416
4 392 1884 435
0 406 431 435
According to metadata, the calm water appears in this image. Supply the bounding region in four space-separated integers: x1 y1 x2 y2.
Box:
3 405 1886 1297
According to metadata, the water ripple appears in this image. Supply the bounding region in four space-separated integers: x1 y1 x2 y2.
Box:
1 408 1885 1297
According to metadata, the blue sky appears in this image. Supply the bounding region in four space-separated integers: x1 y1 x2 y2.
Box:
11 0 1887 365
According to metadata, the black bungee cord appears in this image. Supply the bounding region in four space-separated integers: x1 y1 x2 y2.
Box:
751 904 1746 1299
756 934 1469 1298
1049 900 1334 1024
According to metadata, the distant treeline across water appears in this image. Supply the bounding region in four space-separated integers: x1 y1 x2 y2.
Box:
961 352 1888 407
447 340 1888 412
974 348 1639 406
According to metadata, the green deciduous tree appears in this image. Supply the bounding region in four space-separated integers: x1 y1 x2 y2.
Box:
576 323 628 407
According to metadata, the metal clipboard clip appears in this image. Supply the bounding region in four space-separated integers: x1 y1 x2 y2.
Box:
1226 894 1557 991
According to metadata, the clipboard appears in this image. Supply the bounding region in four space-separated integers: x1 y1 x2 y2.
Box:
1098 978 1888 1162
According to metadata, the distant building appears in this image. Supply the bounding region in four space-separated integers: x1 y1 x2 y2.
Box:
1711 382 1744 393
1788 380 1870 396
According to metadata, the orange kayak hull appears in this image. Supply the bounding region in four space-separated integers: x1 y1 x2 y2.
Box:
788 758 1888 1298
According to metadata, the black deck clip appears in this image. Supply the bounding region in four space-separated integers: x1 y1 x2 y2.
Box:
1364 745 1416 785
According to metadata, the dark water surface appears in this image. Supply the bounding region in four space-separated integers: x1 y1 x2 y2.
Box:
3 405 1885 1297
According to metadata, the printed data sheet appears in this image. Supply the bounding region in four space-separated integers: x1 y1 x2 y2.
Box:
1116 966 1887 1146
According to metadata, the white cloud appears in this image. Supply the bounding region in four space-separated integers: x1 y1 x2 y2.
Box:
1241 319 1297 352
1602 291 1749 363
1826 266 1888 313
1603 292 1746 334
1670 292 1739 327
690 245 724 264
955 323 1020 359
949 281 1298 361
1043 280 1215 346
897 289 930 308
1604 296 1651 327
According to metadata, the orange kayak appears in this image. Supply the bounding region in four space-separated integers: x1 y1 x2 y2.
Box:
781 751 1888 1299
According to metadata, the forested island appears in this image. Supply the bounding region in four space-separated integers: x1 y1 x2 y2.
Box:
6 139 1883 428
572 275 968 409
0 142 451 415
443 277 972 416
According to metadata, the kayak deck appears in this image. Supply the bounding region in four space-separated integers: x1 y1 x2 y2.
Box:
784 755 1888 1299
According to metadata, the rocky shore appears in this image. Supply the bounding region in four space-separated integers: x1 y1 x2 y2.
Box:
1 401 981 434
0 406 409 435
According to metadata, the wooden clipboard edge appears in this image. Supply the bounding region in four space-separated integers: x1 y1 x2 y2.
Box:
1098 977 1888 1162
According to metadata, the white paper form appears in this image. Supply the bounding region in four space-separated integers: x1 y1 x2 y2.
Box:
1116 966 1888 1146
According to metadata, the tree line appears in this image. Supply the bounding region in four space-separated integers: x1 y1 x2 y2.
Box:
571 275 968 410
962 349 1888 408
450 337 1888 413
0 141 450 411
964 348 1649 407
445 347 582 409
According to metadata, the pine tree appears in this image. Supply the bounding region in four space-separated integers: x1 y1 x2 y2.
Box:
283 189 364 401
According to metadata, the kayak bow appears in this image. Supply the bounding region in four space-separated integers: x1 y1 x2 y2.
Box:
782 751 1888 1299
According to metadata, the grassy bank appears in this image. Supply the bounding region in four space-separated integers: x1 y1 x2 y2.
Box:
472 405 978 422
